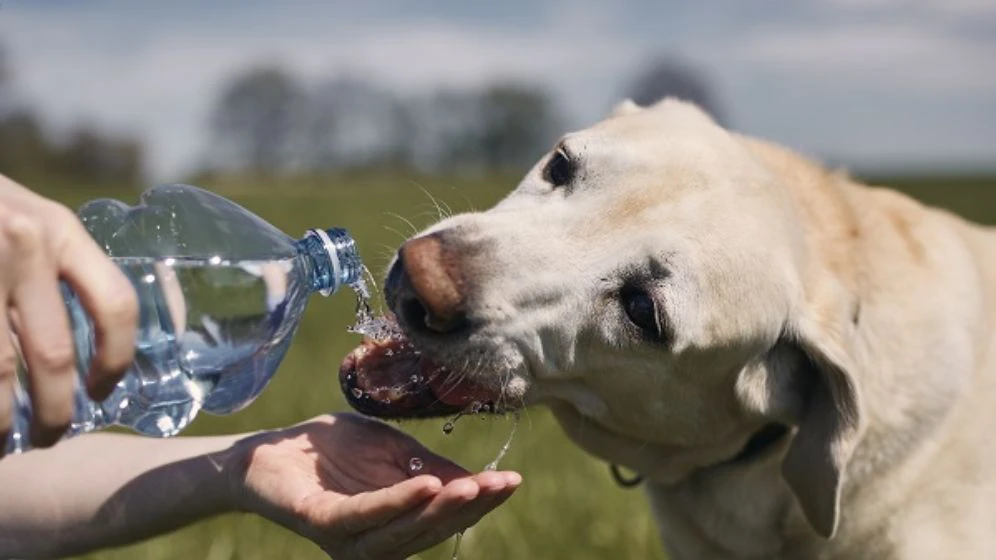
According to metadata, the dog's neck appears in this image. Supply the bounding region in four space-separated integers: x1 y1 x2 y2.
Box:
641 429 819 560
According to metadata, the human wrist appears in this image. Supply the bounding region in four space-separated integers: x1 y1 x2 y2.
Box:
223 427 283 514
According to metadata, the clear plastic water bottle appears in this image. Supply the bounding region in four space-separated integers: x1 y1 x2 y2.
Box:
4 184 365 454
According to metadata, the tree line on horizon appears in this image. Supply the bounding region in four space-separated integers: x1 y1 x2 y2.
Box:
0 41 726 186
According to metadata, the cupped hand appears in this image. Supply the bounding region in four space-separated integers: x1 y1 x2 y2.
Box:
229 413 521 560
0 174 138 453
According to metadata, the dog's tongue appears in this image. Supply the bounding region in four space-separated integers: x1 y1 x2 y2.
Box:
339 330 497 418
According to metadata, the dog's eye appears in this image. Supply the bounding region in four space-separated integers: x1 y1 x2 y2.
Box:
621 287 660 338
543 149 574 187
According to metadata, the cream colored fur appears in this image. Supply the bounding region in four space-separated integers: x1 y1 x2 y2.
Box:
405 98 996 559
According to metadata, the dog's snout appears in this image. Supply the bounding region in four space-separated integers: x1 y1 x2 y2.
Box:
387 232 468 335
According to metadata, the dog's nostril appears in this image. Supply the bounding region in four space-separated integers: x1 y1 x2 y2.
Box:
384 260 403 309
400 296 429 332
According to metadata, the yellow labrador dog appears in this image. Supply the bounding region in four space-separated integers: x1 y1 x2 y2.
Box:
341 98 996 559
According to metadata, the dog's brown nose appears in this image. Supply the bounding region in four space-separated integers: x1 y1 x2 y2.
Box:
389 233 468 334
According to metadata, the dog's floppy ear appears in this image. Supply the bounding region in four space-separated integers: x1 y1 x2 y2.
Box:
608 98 643 118
780 317 863 540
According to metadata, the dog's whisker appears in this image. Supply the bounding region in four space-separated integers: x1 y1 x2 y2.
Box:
408 180 450 221
380 225 413 245
382 212 421 236
443 182 477 214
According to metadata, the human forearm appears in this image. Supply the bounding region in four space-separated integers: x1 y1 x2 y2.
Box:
0 431 247 558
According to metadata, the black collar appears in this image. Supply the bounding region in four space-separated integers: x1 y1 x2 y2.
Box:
609 423 789 489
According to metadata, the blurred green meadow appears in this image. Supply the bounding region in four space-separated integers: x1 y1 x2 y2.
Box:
28 171 996 560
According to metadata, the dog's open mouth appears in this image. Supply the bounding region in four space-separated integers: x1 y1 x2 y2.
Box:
338 316 503 419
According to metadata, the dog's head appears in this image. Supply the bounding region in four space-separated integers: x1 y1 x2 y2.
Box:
341 98 864 539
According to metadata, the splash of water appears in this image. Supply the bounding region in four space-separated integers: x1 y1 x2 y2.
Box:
347 265 401 340
442 401 482 435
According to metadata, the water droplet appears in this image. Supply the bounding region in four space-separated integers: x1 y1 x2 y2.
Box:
409 374 422 385
385 349 394 357
351 388 364 399
442 421 454 435
451 530 465 560
485 412 520 471
408 457 424 472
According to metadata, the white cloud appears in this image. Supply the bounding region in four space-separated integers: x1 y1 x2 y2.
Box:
733 22 996 94
816 0 996 19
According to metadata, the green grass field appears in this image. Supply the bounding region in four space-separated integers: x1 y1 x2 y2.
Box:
27 171 996 560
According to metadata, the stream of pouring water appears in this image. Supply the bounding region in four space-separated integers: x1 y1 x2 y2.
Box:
450 412 521 560
348 267 401 339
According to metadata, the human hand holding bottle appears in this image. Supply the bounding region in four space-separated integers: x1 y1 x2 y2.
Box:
0 174 138 452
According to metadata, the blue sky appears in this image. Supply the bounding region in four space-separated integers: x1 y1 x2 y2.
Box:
1 0 994 180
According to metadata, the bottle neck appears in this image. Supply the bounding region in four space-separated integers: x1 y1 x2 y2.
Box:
297 228 363 296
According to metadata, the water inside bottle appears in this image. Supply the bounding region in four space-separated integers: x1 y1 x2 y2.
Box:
97 255 306 437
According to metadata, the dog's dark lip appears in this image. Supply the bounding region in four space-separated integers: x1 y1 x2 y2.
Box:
340 368 464 419
338 319 507 420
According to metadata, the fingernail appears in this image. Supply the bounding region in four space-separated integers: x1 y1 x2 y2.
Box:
504 472 523 486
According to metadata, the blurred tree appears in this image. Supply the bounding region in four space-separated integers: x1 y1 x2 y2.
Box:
0 42 15 117
57 123 145 185
0 43 48 180
303 77 415 171
209 65 303 174
0 110 47 178
0 43 9 89
625 56 727 125
0 42 144 185
423 89 481 171
437 82 562 172
476 83 561 169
